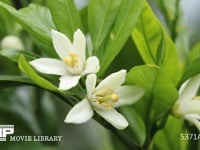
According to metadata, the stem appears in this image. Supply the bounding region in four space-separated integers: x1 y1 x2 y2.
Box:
171 0 180 41
159 0 180 41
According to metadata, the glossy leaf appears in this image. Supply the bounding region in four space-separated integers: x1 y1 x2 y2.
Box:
132 2 180 84
88 0 122 52
189 42 200 62
120 106 146 145
0 3 15 38
0 75 34 89
0 49 39 63
180 58 200 85
0 2 56 56
129 2 179 126
127 65 178 125
47 0 82 40
179 43 200 85
18 55 57 92
153 0 189 66
99 0 144 76
105 37 144 75
152 116 184 150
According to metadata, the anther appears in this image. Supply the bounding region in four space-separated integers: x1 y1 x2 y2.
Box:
110 94 118 102
64 53 78 67
192 96 200 100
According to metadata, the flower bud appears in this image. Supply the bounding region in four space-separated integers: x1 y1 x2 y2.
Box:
0 35 24 50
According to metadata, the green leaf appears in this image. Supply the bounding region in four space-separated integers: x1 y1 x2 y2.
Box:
0 2 56 56
152 116 184 150
47 0 82 40
0 88 41 135
0 4 15 38
18 55 57 92
80 6 88 33
88 0 122 51
132 1 180 84
120 106 146 145
0 49 39 63
179 43 200 85
99 0 144 76
180 58 200 85
0 75 34 89
39 92 58 136
105 37 144 75
189 42 200 62
129 3 180 128
127 65 178 126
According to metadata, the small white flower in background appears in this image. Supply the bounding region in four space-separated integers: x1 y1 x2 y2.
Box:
173 74 200 131
65 70 145 130
0 35 24 50
30 29 100 90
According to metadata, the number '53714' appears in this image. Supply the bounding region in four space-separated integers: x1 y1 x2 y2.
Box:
180 133 200 140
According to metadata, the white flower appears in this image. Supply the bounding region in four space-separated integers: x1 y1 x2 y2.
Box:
0 35 24 50
173 74 200 130
30 29 100 90
64 70 145 130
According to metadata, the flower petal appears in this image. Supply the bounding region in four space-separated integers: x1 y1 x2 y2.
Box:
185 114 200 131
64 98 93 124
178 74 200 102
51 29 73 59
86 74 96 98
59 75 81 90
83 56 100 75
73 29 86 60
113 86 145 107
30 58 68 75
96 70 127 91
178 100 200 115
95 108 128 130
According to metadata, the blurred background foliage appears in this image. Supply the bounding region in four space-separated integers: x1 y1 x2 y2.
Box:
0 0 200 150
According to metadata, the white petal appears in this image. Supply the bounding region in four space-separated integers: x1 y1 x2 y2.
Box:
51 29 73 59
86 74 96 98
178 100 200 115
186 114 200 120
185 114 200 131
59 75 81 90
96 70 127 91
113 86 145 107
83 56 100 75
95 108 128 130
30 58 68 75
73 29 86 60
64 99 93 124
178 74 200 102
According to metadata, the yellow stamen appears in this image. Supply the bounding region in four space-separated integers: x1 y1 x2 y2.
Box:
110 94 118 102
64 53 78 67
192 96 200 100
102 102 112 109
95 89 118 108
